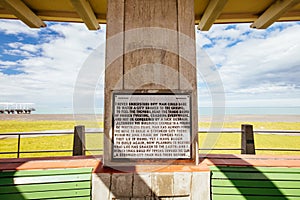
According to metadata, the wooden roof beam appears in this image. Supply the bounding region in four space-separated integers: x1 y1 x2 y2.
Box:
251 0 300 29
197 0 228 31
0 0 45 28
70 0 100 30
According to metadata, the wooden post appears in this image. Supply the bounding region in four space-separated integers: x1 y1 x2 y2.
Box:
17 134 21 158
241 124 256 154
73 125 86 156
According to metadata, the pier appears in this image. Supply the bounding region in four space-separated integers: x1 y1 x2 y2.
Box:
0 103 35 114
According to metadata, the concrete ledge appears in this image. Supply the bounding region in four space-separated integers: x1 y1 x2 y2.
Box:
0 155 100 170
92 164 210 199
200 154 300 167
1 154 299 171
93 162 209 173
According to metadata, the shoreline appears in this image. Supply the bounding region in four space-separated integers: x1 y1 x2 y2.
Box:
0 114 299 122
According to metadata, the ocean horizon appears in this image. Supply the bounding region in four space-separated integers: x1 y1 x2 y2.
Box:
34 107 300 116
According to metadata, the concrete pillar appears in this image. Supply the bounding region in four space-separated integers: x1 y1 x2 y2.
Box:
104 0 198 166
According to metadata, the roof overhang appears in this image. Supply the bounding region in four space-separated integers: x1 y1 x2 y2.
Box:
0 0 299 30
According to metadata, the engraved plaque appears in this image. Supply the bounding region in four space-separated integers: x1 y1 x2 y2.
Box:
112 93 191 160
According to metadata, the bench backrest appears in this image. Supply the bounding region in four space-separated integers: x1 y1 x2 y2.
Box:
0 167 92 200
210 166 300 200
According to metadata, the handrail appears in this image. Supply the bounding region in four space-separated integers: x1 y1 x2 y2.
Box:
0 150 74 154
2 128 299 136
0 129 103 158
198 128 300 152
0 129 102 136
198 131 241 133
0 126 300 158
256 148 300 151
254 130 300 133
199 148 242 150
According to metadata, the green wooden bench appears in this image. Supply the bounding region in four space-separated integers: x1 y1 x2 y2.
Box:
0 167 92 200
210 166 300 200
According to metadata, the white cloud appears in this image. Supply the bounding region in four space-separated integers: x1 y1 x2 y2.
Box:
0 22 106 113
0 60 16 66
8 42 22 48
0 19 40 37
20 44 40 52
197 22 300 107
0 19 299 114
3 49 34 57
235 83 297 94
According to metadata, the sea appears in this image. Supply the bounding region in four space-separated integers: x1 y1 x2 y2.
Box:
35 107 300 116
198 107 300 116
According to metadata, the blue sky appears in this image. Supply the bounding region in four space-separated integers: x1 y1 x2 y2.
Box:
0 19 299 113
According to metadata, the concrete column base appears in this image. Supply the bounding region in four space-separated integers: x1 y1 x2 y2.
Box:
92 164 210 200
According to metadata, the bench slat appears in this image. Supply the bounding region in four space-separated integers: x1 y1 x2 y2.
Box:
0 181 90 194
45 197 91 200
213 187 300 196
0 188 90 199
213 194 300 200
0 168 92 178
211 166 300 200
212 179 300 189
210 166 300 173
0 174 91 186
212 171 300 180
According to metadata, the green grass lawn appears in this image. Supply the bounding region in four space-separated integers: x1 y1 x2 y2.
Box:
0 134 103 158
199 133 300 155
0 120 103 133
199 121 300 130
0 120 299 158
